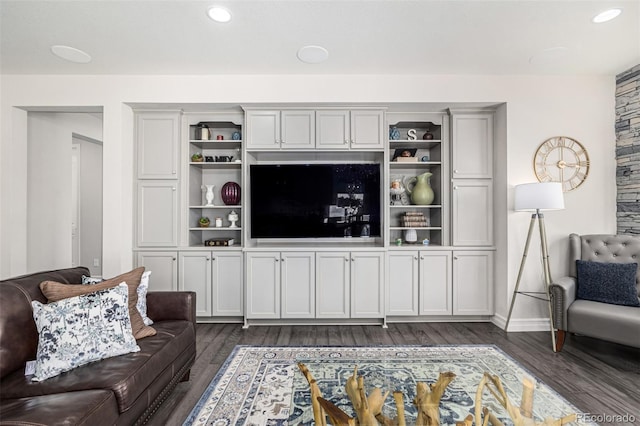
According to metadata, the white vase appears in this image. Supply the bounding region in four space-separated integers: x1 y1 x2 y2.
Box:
202 184 215 206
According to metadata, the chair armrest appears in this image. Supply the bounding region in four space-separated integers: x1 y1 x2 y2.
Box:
146 291 196 327
549 276 577 330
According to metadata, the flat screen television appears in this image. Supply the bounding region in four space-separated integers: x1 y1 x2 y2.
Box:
250 164 381 239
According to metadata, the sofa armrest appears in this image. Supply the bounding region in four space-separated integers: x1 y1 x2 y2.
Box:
146 291 196 328
549 276 577 331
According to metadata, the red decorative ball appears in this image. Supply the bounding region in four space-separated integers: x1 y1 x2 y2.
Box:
221 182 241 205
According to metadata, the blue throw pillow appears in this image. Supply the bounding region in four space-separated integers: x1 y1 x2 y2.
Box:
576 260 640 307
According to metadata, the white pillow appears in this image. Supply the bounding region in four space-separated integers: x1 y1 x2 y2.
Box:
30 283 140 382
137 270 154 326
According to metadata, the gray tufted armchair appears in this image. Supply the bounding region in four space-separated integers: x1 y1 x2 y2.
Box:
549 233 640 351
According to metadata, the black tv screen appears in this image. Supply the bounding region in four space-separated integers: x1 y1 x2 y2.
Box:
250 164 381 239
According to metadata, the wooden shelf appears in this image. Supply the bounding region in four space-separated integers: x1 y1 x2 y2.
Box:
389 205 442 208
189 205 242 209
189 161 242 167
390 227 442 231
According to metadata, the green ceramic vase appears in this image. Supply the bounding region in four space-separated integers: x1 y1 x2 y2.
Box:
405 172 434 205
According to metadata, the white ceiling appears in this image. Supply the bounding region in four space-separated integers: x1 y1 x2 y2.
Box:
1 0 639 76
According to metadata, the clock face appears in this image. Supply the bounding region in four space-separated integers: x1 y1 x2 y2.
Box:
534 136 590 192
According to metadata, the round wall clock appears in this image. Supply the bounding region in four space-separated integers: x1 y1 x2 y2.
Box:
534 136 590 192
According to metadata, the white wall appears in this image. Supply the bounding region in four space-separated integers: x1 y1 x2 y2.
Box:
26 112 102 272
0 74 617 327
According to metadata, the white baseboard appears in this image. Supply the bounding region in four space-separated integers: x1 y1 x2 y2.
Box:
492 313 551 332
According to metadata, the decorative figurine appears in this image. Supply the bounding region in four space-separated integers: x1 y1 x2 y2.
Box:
232 131 241 140
407 129 417 140
228 210 239 228
389 126 401 140
390 177 409 206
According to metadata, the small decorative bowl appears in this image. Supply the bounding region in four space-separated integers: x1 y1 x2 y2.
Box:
199 221 210 228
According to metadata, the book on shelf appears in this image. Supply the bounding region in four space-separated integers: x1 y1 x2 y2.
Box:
204 238 235 247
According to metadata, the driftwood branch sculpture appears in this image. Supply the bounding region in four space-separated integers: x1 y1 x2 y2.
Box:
474 372 577 426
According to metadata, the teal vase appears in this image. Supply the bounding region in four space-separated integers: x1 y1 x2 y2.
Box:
405 172 434 205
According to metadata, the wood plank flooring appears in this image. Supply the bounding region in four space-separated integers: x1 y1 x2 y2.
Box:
148 323 640 425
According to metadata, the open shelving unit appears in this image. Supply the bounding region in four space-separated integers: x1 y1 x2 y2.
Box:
386 114 448 247
186 114 244 248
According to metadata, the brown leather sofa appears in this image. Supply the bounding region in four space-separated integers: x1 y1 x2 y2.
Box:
0 267 196 426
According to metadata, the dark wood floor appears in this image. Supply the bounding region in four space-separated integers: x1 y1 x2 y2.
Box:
148 323 640 425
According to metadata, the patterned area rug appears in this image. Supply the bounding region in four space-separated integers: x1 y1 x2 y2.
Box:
184 345 589 426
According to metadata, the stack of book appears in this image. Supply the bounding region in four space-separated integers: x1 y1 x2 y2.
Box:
402 212 428 227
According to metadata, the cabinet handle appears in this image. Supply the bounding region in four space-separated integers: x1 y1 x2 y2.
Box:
453 186 458 190
420 256 424 260
172 170 176 174
454 169 459 173
207 257 210 261
281 258 285 261
212 257 216 261
454 256 459 260
344 140 348 144
275 258 279 262
172 257 176 261
345 258 349 262
414 256 418 260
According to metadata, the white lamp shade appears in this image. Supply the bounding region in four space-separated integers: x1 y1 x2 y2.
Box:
514 182 565 211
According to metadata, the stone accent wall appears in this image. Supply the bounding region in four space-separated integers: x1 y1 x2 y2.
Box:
616 65 640 235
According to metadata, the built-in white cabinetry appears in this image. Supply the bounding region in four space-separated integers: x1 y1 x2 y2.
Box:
136 181 178 247
315 251 385 319
245 110 315 150
136 112 180 179
211 252 244 317
316 109 385 150
280 252 315 319
245 252 280 319
179 252 212 316
451 114 493 179
135 251 178 292
452 251 494 315
452 181 494 246
245 251 316 319
387 250 452 316
315 252 351 319
246 108 384 151
387 252 419 316
179 250 243 317
350 251 385 318
419 251 452 315
450 111 494 247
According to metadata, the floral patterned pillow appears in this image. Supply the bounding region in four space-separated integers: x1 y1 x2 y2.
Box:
31 283 140 382
83 272 154 326
138 271 153 326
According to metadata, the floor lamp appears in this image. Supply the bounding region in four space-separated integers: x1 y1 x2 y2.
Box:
506 182 565 352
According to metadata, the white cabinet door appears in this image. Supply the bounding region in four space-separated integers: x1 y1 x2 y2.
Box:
245 110 281 149
453 251 494 315
136 251 177 291
136 181 178 247
246 252 280 318
419 251 452 315
136 112 180 179
350 110 385 150
351 251 385 318
281 111 315 149
316 110 350 149
387 251 419 316
211 252 243 316
452 180 493 246
451 114 493 179
280 252 315 318
179 252 212 317
316 252 350 318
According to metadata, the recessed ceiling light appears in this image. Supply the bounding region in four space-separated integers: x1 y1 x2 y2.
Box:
50 45 92 64
208 6 231 23
592 8 622 23
297 45 329 64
